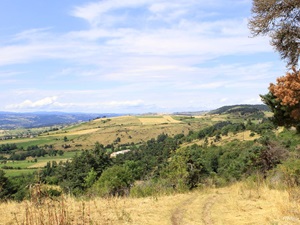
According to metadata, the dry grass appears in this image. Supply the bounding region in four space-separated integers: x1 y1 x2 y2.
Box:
2 182 300 225
138 115 182 125
49 128 100 137
163 116 182 124
0 114 208 150
211 117 227 122
212 183 281 225
46 115 203 150
183 130 259 149
27 159 70 168
1 194 191 225
221 130 258 142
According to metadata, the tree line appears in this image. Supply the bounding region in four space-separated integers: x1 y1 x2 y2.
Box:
1 118 299 201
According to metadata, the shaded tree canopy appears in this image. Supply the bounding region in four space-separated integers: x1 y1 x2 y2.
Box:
249 0 300 67
269 68 300 120
261 92 298 129
261 68 300 132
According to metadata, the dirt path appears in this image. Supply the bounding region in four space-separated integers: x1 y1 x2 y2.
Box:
170 196 195 225
2 184 288 225
202 195 217 225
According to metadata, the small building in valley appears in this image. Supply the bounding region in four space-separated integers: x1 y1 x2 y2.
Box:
110 149 131 158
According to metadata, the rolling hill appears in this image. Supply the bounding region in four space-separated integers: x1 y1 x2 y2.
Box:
208 104 270 115
0 112 121 129
2 104 300 224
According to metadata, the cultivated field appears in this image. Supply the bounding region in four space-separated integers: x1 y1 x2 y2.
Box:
0 113 267 177
0 114 209 176
0 151 77 177
0 115 209 151
138 115 183 125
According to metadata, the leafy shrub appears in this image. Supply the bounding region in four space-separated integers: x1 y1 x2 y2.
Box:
92 165 134 197
277 159 300 187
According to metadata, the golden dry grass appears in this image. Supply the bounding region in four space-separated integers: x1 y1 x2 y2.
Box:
0 114 262 151
163 116 182 124
43 115 204 150
2 182 300 225
49 128 100 137
183 130 259 149
0 194 190 225
211 117 227 122
138 115 182 125
221 130 258 142
0 114 217 150
27 159 70 168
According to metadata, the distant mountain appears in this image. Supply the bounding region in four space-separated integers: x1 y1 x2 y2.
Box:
0 112 121 129
172 111 208 116
209 104 270 115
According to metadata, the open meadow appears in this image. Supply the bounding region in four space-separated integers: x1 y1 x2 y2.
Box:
0 115 209 151
1 0 299 223
1 182 299 225
1 108 300 225
0 112 270 177
0 114 209 176
0 151 77 177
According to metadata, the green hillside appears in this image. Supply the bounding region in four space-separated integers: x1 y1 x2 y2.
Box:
209 104 270 115
1 108 300 224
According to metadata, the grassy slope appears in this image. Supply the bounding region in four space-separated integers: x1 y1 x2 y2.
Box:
0 151 77 177
1 182 297 225
0 113 261 176
0 114 210 176
2 112 300 224
0 115 210 150
0 115 211 176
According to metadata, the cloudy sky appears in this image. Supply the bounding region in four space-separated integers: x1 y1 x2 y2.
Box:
0 0 286 113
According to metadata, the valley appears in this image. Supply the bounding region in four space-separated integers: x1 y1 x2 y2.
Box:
1 105 300 225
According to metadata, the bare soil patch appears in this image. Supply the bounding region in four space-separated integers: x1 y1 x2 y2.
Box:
171 196 195 225
202 195 217 225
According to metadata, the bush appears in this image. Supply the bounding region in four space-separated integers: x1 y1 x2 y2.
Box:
130 179 175 198
277 159 300 187
92 165 134 197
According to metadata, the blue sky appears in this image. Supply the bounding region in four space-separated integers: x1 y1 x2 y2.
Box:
0 0 286 113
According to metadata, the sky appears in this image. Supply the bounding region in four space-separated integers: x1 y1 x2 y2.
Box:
0 0 287 113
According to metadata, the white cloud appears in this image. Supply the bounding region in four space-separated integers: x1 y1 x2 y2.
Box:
6 96 59 110
104 100 145 108
0 0 285 113
0 0 271 70
71 0 223 27
220 98 228 103
71 0 153 27
242 97 263 105
13 28 53 42
0 71 23 77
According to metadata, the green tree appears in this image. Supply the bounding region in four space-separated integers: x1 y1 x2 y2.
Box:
261 92 300 132
0 170 10 200
93 165 134 197
162 148 190 191
249 0 300 67
162 146 209 190
55 144 111 195
58 150 64 156
250 0 300 129
84 168 98 188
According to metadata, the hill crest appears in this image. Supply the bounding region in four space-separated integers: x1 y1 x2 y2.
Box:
209 104 269 115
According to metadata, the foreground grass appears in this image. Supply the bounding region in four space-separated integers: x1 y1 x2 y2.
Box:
1 182 299 225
